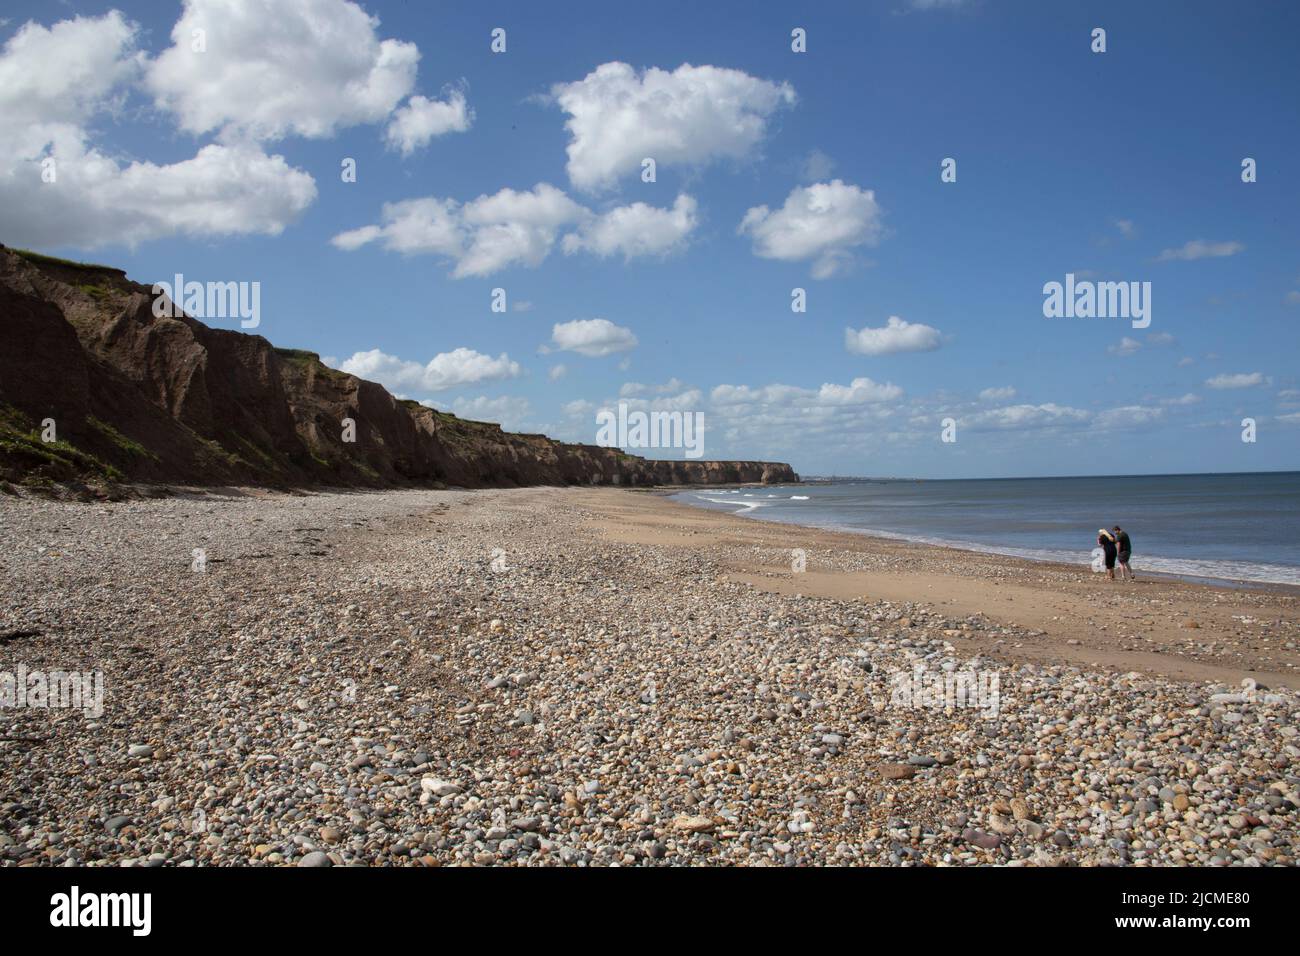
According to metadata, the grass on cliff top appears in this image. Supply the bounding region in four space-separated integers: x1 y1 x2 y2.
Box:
273 347 320 362
10 247 118 272
273 347 352 381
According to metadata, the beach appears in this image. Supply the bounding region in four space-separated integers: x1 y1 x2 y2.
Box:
1 485 1297 866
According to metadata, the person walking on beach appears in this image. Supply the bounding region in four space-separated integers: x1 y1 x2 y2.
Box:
1097 528 1117 581
1113 525 1134 581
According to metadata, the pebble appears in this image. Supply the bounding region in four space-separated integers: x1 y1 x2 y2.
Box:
0 486 1295 869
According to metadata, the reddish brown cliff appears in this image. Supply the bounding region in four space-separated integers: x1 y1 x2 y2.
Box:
0 246 798 491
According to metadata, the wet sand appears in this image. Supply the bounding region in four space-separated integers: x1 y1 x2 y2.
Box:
580 488 1300 690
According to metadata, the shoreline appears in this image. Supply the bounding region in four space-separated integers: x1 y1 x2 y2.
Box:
588 488 1300 690
665 489 1300 595
660 487 1300 596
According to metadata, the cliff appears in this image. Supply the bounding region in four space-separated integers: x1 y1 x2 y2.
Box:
0 246 797 492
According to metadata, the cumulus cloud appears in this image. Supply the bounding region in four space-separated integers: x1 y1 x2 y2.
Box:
0 5 454 248
385 89 473 155
739 180 883 278
551 61 795 192
979 386 1017 402
549 319 638 357
338 347 522 393
1108 336 1143 357
2 139 317 249
1156 239 1245 262
0 11 144 158
548 364 568 381
844 316 942 356
332 184 582 275
1094 405 1165 429
620 378 685 397
965 403 1090 431
334 184 696 277
562 194 698 259
455 184 588 278
711 377 902 407
145 0 421 142
1206 372 1268 389
610 388 704 414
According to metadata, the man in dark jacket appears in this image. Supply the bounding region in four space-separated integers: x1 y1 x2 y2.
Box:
1113 526 1133 581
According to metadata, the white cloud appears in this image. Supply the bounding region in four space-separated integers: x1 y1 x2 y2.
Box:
1114 218 1136 238
1161 393 1201 406
844 316 942 356
621 378 685 397
456 184 587 278
548 364 567 381
551 61 795 192
1094 405 1164 429
562 194 698 259
711 377 902 407
1176 356 1195 368
145 0 422 142
1108 336 1142 357
0 12 144 158
436 395 531 430
612 388 704 414
1146 331 1176 347
1156 239 1245 262
385 89 472 155
334 184 695 277
1206 372 1268 389
331 184 582 276
739 180 883 278
3 142 317 249
817 378 905 404
979 386 1017 402
0 12 318 248
338 347 521 393
966 403 1090 431
549 319 638 357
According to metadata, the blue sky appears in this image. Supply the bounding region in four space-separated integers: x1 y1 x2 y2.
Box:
2 0 1297 478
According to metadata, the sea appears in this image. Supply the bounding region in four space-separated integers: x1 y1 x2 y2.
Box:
673 471 1300 587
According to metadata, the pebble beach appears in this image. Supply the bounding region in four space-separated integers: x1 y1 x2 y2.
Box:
1 486 1297 867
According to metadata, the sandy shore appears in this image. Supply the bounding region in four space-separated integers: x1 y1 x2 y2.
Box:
590 488 1300 690
1 485 1297 866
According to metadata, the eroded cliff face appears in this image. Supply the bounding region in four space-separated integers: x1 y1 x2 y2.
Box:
0 246 798 491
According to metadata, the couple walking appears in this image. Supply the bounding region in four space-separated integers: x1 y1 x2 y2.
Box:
1097 526 1134 581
